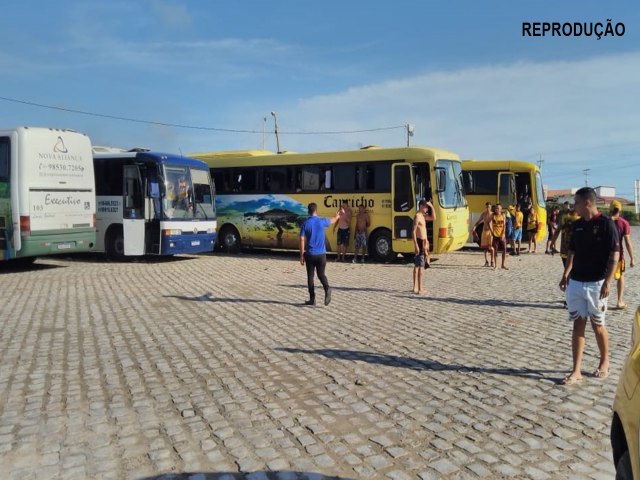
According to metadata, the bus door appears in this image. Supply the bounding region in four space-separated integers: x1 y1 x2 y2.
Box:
122 165 145 255
498 172 517 208
391 163 415 253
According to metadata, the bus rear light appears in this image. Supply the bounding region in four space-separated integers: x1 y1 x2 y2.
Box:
164 229 182 236
438 227 448 238
20 216 31 236
93 213 97 228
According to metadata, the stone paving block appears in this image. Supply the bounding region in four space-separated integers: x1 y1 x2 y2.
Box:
1 245 638 479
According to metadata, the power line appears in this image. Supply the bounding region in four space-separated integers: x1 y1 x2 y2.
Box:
0 95 406 135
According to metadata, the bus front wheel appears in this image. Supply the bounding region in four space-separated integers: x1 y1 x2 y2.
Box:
106 228 126 261
219 226 241 253
370 230 395 263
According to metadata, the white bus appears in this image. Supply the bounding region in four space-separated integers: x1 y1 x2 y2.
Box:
92 149 217 260
0 127 95 263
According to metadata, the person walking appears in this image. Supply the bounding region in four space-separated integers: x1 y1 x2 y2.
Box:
472 202 494 267
559 187 620 385
299 203 340 306
412 200 435 294
609 200 635 309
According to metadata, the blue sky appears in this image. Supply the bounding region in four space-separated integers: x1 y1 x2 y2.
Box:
2 0 638 197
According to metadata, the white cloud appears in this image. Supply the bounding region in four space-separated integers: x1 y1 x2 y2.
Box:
233 51 638 190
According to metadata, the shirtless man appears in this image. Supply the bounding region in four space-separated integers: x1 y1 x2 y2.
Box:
333 200 352 262
353 205 370 263
412 200 436 294
473 202 494 267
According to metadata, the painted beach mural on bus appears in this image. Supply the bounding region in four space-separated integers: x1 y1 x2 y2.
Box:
217 194 308 249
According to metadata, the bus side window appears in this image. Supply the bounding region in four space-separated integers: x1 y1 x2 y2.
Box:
288 167 302 192
321 167 332 191
236 168 257 192
0 138 9 181
264 167 287 193
334 164 354 191
374 163 391 191
301 166 320 191
123 165 143 219
263 169 271 192
365 165 375 190
355 166 366 191
462 171 474 194
212 172 225 194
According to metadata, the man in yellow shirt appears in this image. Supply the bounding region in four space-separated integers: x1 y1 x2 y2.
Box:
489 203 508 270
511 204 524 255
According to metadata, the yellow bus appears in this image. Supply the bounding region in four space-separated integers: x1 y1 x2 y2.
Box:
190 146 469 262
461 160 547 244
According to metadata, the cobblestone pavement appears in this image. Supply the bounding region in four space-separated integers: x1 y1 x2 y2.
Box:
1 228 639 480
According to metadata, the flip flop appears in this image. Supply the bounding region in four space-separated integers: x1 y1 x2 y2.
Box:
593 369 609 379
562 375 583 385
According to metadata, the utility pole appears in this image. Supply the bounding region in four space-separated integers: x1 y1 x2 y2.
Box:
537 154 544 170
262 117 267 150
406 124 414 147
271 111 281 153
583 168 591 186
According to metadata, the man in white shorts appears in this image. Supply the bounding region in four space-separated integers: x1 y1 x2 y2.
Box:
559 187 620 385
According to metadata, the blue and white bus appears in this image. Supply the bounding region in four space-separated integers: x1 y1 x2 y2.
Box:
92 149 216 260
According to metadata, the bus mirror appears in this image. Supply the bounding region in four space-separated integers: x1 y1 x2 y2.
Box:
435 168 446 193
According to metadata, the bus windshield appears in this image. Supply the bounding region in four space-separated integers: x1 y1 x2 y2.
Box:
535 171 546 208
436 160 467 208
163 165 215 220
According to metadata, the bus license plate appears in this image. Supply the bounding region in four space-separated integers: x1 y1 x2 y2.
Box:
57 243 72 250
191 240 200 246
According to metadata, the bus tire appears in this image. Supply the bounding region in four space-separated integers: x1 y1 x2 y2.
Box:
106 227 126 261
219 225 241 253
370 229 394 263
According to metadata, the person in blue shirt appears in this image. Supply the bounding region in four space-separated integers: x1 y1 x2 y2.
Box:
299 203 340 306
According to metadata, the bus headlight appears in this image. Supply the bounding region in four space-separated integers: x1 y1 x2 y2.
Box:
207 227 216 234
164 229 182 236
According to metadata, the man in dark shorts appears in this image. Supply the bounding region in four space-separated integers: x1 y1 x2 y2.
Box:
489 203 508 270
333 200 352 262
558 187 620 385
300 203 340 306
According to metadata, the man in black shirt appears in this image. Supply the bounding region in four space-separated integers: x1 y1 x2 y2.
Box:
559 187 619 385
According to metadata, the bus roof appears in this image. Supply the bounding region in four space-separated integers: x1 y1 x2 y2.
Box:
462 159 540 172
190 146 459 168
93 151 210 168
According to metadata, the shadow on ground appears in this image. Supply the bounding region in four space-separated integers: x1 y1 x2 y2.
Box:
138 471 353 480
164 293 303 307
275 347 567 383
393 295 564 310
